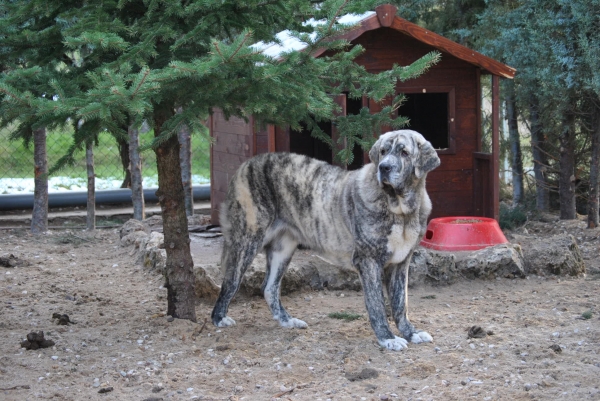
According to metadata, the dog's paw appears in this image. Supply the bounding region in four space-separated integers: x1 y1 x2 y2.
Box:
216 316 236 327
280 318 308 329
378 336 408 351
410 331 433 344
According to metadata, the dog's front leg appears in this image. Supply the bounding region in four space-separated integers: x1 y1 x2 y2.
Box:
386 253 433 344
354 255 408 351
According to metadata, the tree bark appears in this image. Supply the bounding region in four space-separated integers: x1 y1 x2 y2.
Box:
177 107 193 217
506 89 524 205
31 127 48 234
128 123 145 221
86 139 96 230
558 112 577 220
529 97 550 211
117 137 132 188
588 101 600 228
154 103 196 322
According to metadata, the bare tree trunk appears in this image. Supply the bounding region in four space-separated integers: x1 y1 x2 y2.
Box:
588 101 600 228
177 107 193 217
129 123 145 221
31 127 48 234
506 89 524 205
558 112 577 220
154 103 196 322
86 139 96 230
117 137 132 188
529 98 550 211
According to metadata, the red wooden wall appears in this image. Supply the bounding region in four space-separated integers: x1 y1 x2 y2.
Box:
350 28 483 218
209 110 255 223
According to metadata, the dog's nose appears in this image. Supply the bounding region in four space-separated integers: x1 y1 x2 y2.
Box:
379 163 392 173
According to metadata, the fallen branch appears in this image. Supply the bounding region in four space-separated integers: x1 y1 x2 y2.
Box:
0 385 31 390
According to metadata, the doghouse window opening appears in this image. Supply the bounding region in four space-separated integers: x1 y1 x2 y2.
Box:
289 119 333 164
397 88 456 154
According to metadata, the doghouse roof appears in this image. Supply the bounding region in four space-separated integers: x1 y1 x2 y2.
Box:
255 4 515 79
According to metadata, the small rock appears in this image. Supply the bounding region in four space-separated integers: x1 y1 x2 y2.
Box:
524 383 532 391
151 385 163 393
549 344 562 353
460 380 467 386
166 316 174 322
98 386 114 394
468 326 487 339
21 331 55 350
345 368 379 382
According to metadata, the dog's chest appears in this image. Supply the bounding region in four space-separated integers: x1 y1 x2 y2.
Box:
386 223 419 264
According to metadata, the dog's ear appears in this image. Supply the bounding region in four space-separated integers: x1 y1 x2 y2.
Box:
415 139 440 178
369 137 381 165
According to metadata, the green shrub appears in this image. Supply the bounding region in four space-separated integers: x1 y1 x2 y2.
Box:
328 312 362 321
499 203 528 230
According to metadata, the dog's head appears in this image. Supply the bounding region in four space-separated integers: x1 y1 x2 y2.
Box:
368 130 440 196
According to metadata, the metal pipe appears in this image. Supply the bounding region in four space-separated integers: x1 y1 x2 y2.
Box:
0 185 210 211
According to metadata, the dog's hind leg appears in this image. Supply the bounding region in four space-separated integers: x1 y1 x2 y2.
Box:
386 255 433 344
262 233 307 329
211 236 261 328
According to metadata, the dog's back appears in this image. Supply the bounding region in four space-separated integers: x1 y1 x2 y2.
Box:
220 152 359 260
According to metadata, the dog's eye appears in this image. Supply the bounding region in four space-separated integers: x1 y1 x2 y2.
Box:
380 148 386 156
401 149 409 157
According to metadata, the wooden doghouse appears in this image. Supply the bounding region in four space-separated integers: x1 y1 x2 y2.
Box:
209 4 515 224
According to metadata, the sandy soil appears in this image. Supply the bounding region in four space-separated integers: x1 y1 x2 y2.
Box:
1 217 599 401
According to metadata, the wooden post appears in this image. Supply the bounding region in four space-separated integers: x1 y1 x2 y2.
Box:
31 127 48 234
86 139 96 231
128 122 145 220
267 125 276 153
491 75 500 221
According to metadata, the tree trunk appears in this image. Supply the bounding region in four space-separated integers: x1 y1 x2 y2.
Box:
588 101 600 228
117 137 132 188
506 89 524 205
177 107 193 217
129 123 145 221
86 139 96 230
529 98 550 211
558 112 577 220
154 103 196 322
31 127 48 234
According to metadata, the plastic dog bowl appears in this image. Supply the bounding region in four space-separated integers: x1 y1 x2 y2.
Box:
420 216 508 251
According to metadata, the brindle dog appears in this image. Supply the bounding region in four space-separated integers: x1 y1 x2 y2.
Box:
212 130 440 350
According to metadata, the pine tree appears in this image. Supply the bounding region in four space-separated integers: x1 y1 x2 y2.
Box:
0 0 438 321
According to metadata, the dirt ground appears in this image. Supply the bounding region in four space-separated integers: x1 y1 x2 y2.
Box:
1 215 599 401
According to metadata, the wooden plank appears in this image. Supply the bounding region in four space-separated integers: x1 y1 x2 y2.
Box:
275 126 290 152
212 109 252 136
212 131 253 156
473 152 492 217
426 169 473 192
375 4 396 27
255 134 268 154
476 68 482 152
267 125 276 153
390 17 515 78
211 169 231 194
212 150 250 176
429 191 474 218
491 75 500 221
210 190 227 224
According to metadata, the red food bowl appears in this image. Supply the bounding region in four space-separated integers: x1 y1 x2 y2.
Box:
420 216 508 251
